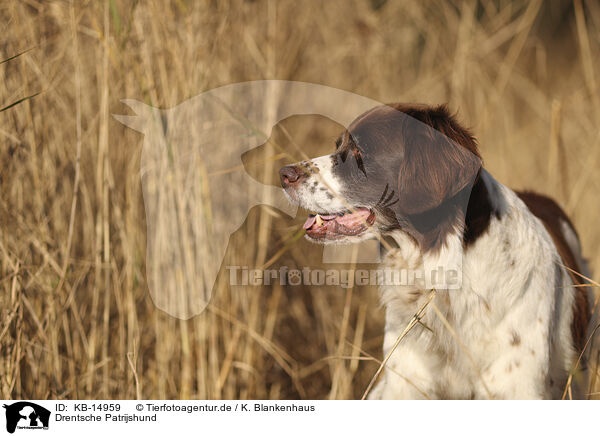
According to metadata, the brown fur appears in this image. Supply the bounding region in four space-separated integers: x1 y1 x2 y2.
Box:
388 104 482 216
387 103 481 157
391 105 500 251
463 170 499 248
383 105 500 251
344 104 486 251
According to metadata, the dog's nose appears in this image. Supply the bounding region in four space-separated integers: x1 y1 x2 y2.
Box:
279 165 304 188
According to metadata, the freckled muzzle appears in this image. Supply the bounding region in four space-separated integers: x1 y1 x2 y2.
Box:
279 159 376 241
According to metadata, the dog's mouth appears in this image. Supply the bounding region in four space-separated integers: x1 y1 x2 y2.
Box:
303 207 376 240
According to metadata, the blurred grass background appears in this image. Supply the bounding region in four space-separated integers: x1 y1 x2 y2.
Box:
0 0 599 399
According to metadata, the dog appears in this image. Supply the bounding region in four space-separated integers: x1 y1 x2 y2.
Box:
279 103 593 399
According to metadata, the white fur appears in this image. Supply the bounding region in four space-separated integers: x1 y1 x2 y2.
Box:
370 171 586 399
287 155 347 213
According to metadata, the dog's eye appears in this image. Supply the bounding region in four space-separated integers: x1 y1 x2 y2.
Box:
352 147 366 176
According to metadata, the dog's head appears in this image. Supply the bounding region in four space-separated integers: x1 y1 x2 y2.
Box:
279 103 482 250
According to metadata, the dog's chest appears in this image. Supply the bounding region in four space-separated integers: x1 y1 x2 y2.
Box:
376 191 561 398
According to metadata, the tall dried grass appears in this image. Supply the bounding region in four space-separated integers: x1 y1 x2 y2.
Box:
0 0 599 399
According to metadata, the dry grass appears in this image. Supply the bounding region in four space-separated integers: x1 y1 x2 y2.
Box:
0 0 599 399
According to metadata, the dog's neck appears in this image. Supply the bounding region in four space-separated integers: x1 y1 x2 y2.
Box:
379 169 503 293
388 169 496 254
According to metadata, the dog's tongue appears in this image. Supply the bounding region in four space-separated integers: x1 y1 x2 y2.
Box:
303 215 317 229
302 214 338 229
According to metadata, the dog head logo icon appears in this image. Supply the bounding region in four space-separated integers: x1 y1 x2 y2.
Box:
115 81 388 318
3 402 50 433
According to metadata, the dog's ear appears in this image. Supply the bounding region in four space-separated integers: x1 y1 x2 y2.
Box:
396 123 481 215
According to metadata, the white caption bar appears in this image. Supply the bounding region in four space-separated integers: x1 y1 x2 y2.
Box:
0 400 594 435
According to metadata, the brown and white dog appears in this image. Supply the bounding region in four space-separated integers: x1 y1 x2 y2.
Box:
279 103 593 399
